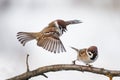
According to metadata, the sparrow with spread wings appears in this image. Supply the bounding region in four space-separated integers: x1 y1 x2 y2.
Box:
17 19 82 53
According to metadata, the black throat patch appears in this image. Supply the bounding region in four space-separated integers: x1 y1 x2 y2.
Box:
90 52 97 60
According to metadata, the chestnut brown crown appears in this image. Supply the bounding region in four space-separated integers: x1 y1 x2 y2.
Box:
49 19 82 32
88 46 98 54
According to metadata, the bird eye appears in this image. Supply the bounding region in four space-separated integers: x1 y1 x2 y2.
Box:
91 50 97 54
88 52 92 56
59 26 61 29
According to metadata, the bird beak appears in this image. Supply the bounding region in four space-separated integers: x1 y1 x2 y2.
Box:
65 20 82 25
63 28 67 32
65 27 67 31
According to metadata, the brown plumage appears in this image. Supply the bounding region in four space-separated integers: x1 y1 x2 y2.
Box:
17 19 82 53
71 46 98 65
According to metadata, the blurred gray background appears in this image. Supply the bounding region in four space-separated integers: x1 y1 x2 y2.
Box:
0 0 120 80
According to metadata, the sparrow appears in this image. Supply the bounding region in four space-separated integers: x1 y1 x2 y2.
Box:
17 19 82 53
71 46 98 66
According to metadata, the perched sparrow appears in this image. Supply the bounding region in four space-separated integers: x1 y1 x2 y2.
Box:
17 19 82 53
71 46 98 66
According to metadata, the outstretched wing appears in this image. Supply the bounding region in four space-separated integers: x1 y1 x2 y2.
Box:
37 31 66 53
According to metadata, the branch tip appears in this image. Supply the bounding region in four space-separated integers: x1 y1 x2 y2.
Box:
42 73 48 78
26 54 30 72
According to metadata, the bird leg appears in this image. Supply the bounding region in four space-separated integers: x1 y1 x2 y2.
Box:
86 63 92 67
72 60 77 65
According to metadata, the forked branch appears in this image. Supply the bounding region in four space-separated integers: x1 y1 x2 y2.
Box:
7 64 120 80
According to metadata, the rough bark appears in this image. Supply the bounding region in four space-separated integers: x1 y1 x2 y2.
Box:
7 64 120 80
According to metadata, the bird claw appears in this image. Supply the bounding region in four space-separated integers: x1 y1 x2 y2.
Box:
72 60 76 65
86 64 92 67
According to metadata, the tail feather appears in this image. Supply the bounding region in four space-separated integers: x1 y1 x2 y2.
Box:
17 32 36 46
66 20 82 25
71 47 79 52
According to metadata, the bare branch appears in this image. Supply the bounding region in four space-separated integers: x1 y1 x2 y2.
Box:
26 54 30 72
7 64 120 80
26 54 48 79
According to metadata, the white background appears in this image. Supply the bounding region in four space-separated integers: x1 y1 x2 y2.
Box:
0 0 120 80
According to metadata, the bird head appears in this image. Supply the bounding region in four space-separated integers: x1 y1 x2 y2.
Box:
49 19 82 33
87 46 98 60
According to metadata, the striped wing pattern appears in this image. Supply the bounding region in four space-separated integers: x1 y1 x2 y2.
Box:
37 32 66 53
17 32 35 46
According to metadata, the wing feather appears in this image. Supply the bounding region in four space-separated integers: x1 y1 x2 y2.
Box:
57 40 60 53
37 32 66 53
53 40 57 53
44 39 50 50
43 39 48 48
